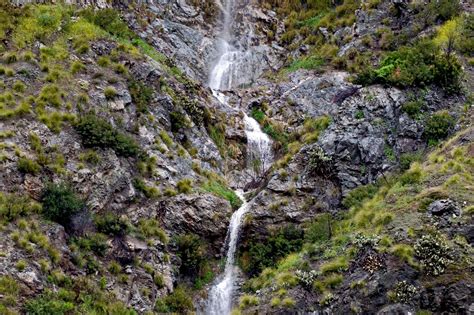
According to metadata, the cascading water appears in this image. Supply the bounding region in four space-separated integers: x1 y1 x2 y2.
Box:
205 1 273 314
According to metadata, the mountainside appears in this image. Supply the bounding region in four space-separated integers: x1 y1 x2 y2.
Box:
0 1 473 314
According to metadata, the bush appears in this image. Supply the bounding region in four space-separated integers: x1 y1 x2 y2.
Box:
175 234 205 277
424 111 455 144
81 8 132 39
154 286 193 313
70 61 85 75
342 183 378 209
244 225 304 276
95 213 129 236
0 193 40 221
356 41 463 92
170 111 189 132
402 100 423 118
414 234 453 275
177 178 192 194
128 80 153 114
104 86 117 99
17 157 41 174
305 213 332 244
41 182 84 225
12 80 26 93
75 114 140 157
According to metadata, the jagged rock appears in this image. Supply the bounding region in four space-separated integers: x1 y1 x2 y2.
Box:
161 193 233 251
428 199 461 216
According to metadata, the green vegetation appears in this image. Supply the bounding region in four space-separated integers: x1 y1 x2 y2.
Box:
202 180 242 210
0 193 40 222
356 41 462 93
175 233 205 278
424 111 455 145
75 114 140 157
41 182 84 226
177 178 193 194
95 213 129 236
128 80 154 114
242 225 304 276
17 157 41 174
154 286 193 313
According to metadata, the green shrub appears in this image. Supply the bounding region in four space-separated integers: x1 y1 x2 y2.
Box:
170 111 189 132
239 294 259 309
0 193 40 221
25 294 74 315
75 114 140 157
132 178 160 198
305 213 332 244
154 286 193 313
104 86 117 99
244 225 304 276
138 219 168 243
97 56 111 67
177 178 192 194
95 213 129 236
251 108 265 123
75 233 108 256
202 180 242 210
424 111 455 144
128 80 153 114
41 182 84 225
414 234 453 275
399 152 422 171
342 183 379 209
17 157 41 174
81 8 132 39
356 41 463 92
175 234 205 277
4 52 17 64
12 80 26 93
70 61 85 75
402 100 423 118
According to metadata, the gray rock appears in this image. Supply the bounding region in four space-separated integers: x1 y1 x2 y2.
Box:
428 199 461 216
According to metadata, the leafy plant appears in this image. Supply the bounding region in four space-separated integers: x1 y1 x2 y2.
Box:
41 182 84 225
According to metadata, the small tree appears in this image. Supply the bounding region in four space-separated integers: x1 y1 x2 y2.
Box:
41 182 84 225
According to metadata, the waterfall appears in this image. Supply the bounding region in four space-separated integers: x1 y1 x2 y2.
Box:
205 1 273 314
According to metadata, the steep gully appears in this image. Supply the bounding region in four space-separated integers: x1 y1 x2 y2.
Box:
204 0 273 314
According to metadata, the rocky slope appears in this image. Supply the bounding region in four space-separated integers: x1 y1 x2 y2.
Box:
0 0 473 314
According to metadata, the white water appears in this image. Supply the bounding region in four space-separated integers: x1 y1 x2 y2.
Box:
205 0 273 314
206 190 249 315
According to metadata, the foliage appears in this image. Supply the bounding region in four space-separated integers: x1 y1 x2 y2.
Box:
80 8 132 39
202 180 242 210
177 178 192 194
424 111 455 145
128 80 153 114
95 213 129 236
342 183 378 209
0 193 40 222
154 286 193 313
137 219 168 243
41 182 84 225
390 281 418 303
243 225 304 276
356 41 462 93
170 111 189 132
305 213 332 244
414 234 453 275
307 146 333 177
75 114 140 157
17 157 41 174
175 234 205 277
402 100 424 119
